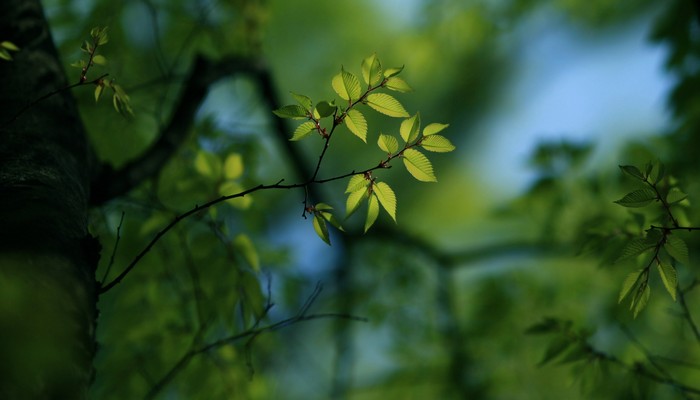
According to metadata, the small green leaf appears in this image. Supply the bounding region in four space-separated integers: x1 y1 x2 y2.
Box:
616 238 657 263
320 211 345 232
233 234 260 272
538 337 573 366
94 84 104 102
361 53 383 87
0 49 11 61
421 135 455 152
631 283 650 318
423 123 449 136
332 67 362 101
400 113 421 143
194 150 222 179
652 161 665 184
384 76 412 92
619 165 645 181
345 174 369 193
272 105 308 119
366 93 409 118
1 41 20 51
315 202 333 211
383 65 404 77
290 121 316 141
346 188 368 218
373 182 396 222
664 235 689 265
666 188 688 205
614 189 657 208
92 54 107 65
345 109 368 142
315 100 336 118
525 318 563 335
618 270 642 303
378 134 399 154
365 194 379 232
291 92 312 111
656 260 677 301
223 153 244 180
70 60 86 68
313 214 331 245
403 148 437 182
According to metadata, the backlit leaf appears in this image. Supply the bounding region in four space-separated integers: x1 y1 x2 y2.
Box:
403 148 436 182
665 235 689 265
421 135 455 152
378 134 399 154
346 188 368 218
194 150 222 179
313 214 331 245
666 188 688 205
290 121 316 141
291 92 312 111
223 153 244 180
94 85 104 102
345 174 369 193
423 123 449 136
383 65 404 77
618 270 642 303
361 53 383 87
92 54 107 65
1 41 19 51
373 182 396 222
616 238 656 263
272 105 307 119
345 109 367 142
656 260 677 301
320 211 344 232
631 283 650 318
384 76 412 92
619 165 645 181
614 189 657 208
332 67 361 101
366 93 409 117
400 113 421 143
365 194 379 232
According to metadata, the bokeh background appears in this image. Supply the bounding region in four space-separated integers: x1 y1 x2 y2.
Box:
42 0 700 398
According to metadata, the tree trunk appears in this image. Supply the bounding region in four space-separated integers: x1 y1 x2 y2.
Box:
0 1 98 398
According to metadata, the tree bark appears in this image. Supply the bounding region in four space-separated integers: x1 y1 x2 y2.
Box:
0 1 98 398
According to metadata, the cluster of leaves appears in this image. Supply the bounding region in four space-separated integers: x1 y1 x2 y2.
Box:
70 27 133 115
273 54 455 244
0 40 19 61
613 162 694 317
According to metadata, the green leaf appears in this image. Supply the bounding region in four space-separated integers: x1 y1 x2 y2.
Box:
373 182 396 222
345 174 369 193
365 194 379 232
361 53 383 87
383 65 404 77
233 234 260 272
619 165 645 181
70 60 86 68
315 100 336 118
403 148 437 182
345 188 368 218
366 93 409 117
616 238 657 263
290 121 316 141
313 214 331 245
91 26 109 45
400 113 421 143
320 211 344 232
315 202 333 211
1 41 20 51
378 134 399 154
664 235 689 265
614 189 657 208
423 123 449 136
219 181 252 209
666 188 688 205
223 153 244 179
384 76 412 92
631 283 650 318
194 150 222 179
421 135 455 152
92 54 107 65
272 105 308 119
652 161 665 184
345 109 368 142
291 92 312 111
332 67 362 101
94 84 104 102
0 49 11 61
618 270 642 303
657 260 677 301
538 336 573 366
525 318 565 334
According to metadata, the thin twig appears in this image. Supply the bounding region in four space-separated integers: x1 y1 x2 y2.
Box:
100 211 125 284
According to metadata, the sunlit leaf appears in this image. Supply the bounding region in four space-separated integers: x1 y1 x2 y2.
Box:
332 67 361 101
194 150 222 179
378 134 399 154
272 105 308 119
320 211 344 232
315 202 333 211
618 269 642 303
291 92 312 111
614 189 657 208
345 174 369 193
365 194 379 232
423 123 449 136
1 41 19 51
345 109 367 142
400 113 421 143
616 238 657 263
619 165 645 181
403 148 436 182
346 188 368 218
366 93 409 117
656 260 677 301
233 234 260 272
384 76 412 92
665 235 689 265
313 214 331 245
291 121 316 141
361 53 383 87
631 283 650 318
666 188 688 205
92 54 107 65
421 135 455 152
223 153 244 180
94 84 104 102
0 49 11 61
373 182 396 222
383 65 404 77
